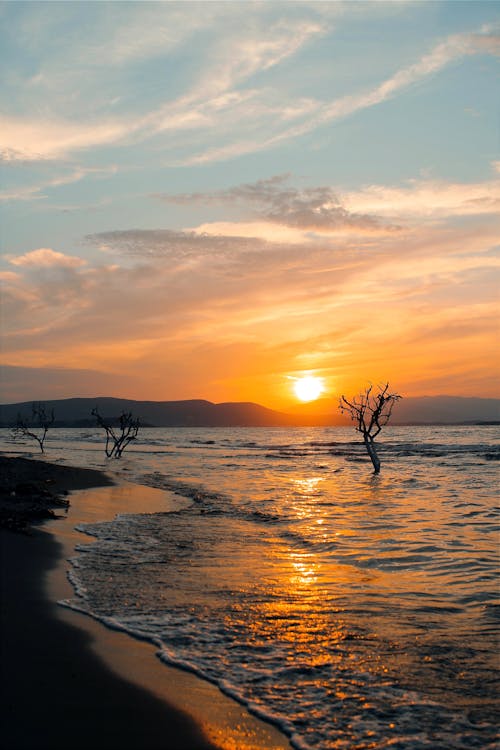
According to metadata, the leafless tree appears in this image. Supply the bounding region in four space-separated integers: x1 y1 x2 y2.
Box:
339 383 402 473
12 402 55 453
92 408 140 458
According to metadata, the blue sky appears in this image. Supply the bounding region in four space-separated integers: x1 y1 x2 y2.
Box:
1 1 499 406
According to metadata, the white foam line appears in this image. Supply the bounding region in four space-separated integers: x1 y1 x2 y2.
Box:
57 591 303 748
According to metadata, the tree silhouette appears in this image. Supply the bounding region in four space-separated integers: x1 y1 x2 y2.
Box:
13 402 55 453
92 408 140 458
339 383 401 473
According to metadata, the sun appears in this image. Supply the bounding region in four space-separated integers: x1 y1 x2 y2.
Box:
293 376 324 402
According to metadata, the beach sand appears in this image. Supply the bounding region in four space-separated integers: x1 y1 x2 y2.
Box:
0 456 291 750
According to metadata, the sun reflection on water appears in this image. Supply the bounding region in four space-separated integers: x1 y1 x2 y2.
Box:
290 552 318 588
293 476 325 496
52 425 500 750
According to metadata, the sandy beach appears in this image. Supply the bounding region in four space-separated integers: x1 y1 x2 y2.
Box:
0 456 291 750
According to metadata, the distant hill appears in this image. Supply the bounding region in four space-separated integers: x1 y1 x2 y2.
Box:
392 396 499 425
0 395 499 427
0 397 307 428
290 395 500 425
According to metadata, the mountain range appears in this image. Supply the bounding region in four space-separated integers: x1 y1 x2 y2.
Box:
0 396 498 428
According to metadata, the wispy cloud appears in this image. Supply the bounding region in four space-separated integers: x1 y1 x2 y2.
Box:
184 26 500 165
8 248 87 269
1 4 326 162
0 116 128 162
343 177 500 220
86 3 223 66
0 164 118 202
6 9 497 166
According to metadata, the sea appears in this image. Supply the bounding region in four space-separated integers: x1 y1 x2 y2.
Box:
2 425 499 749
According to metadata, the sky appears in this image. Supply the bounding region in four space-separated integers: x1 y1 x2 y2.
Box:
1 0 499 410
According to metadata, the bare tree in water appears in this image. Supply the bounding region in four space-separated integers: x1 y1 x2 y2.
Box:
13 402 55 453
92 408 140 458
339 383 401 473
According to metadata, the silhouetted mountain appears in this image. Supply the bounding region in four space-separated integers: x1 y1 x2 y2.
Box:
0 395 498 428
0 397 307 427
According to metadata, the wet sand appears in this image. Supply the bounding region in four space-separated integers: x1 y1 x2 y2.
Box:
0 456 291 750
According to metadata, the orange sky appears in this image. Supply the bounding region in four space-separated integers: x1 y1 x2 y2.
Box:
1 3 499 408
2 194 499 409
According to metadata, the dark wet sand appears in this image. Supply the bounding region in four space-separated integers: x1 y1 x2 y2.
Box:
0 456 219 750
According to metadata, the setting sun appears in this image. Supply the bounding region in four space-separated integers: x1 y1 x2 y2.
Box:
293 376 324 402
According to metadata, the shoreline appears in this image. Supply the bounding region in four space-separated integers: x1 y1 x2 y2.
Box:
0 456 291 750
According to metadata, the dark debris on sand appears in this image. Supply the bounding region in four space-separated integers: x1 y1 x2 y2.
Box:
0 455 112 533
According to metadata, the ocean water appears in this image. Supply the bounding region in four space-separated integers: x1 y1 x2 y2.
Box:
2 425 499 749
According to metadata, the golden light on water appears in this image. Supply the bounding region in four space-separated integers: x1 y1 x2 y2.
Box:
290 551 319 588
293 476 324 496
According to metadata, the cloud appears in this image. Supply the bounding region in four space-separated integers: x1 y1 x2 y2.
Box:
3 172 498 401
1 6 325 163
0 115 129 162
88 173 500 284
469 31 500 56
343 178 500 220
81 211 499 316
8 248 87 269
192 18 324 96
0 148 43 164
0 271 21 282
86 228 258 260
131 15 325 146
3 233 497 402
154 175 398 233
87 4 223 66
0 184 46 202
0 165 118 202
3 10 497 167
189 221 317 246
184 26 500 165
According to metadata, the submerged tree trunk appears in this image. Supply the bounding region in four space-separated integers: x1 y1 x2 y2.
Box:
364 435 381 474
340 383 401 474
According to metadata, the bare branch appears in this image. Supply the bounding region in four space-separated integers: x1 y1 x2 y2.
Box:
12 402 55 453
92 408 140 458
339 382 402 473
